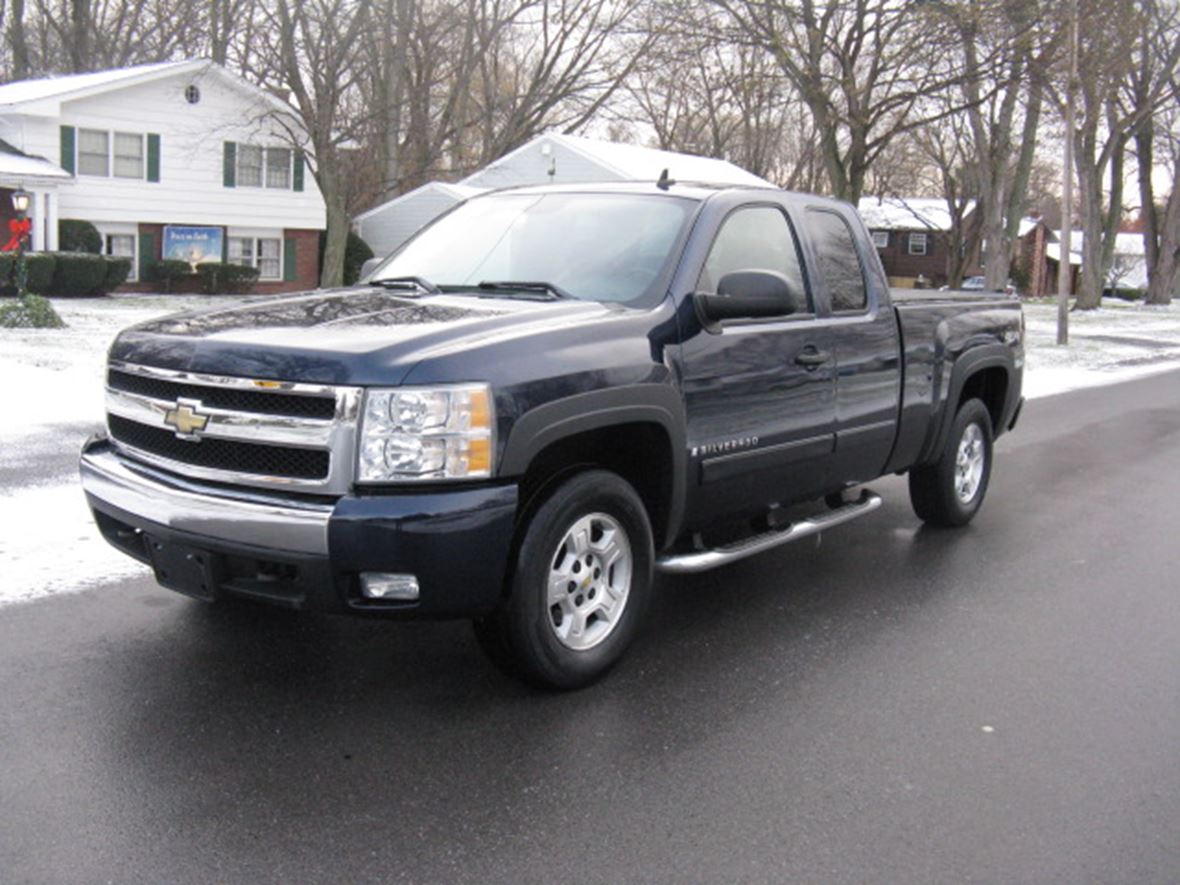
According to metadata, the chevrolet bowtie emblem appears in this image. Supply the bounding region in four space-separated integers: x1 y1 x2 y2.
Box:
164 399 210 439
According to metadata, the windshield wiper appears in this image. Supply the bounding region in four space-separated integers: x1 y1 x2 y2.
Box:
476 280 575 301
369 275 440 295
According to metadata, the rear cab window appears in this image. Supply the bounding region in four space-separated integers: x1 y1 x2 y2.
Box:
805 209 869 313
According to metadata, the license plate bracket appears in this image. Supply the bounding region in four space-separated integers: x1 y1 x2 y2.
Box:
145 536 219 601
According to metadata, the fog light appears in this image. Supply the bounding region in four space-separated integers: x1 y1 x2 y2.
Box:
360 573 420 601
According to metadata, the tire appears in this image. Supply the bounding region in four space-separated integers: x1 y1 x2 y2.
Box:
909 398 994 528
473 469 654 690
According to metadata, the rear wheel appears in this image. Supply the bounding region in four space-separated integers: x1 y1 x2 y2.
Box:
473 470 653 689
909 398 994 527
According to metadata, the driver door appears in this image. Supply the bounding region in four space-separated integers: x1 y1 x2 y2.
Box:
679 203 836 528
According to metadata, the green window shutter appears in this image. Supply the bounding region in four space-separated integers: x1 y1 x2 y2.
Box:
146 134 161 182
223 142 236 188
138 232 156 280
60 126 76 174
293 150 305 192
283 237 297 282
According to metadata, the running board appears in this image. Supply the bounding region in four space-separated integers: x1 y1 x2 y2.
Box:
655 491 883 575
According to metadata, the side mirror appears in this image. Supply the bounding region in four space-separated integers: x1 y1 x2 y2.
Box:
695 270 805 329
359 257 384 281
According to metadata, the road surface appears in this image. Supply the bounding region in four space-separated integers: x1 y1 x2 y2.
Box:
2 370 1179 884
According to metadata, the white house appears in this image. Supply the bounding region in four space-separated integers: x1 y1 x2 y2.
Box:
0 59 326 292
354 132 773 259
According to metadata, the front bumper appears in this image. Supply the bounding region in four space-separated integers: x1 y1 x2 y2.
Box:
80 437 519 616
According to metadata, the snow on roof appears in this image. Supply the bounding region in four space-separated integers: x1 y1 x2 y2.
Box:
857 197 973 232
1051 230 1146 257
463 132 773 189
353 180 486 222
0 60 200 108
1044 242 1082 266
0 139 70 181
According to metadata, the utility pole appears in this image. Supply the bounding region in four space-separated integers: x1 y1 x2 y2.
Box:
1057 0 1079 346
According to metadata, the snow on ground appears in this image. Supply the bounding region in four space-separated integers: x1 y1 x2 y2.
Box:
1022 298 1180 397
0 295 236 606
1 293 1179 608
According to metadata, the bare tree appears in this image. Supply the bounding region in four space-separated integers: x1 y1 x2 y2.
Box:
709 0 992 203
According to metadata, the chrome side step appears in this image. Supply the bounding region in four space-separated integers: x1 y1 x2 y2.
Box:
655 491 883 575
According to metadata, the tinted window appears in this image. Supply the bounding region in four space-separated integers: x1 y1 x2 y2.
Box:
699 205 810 311
807 210 868 312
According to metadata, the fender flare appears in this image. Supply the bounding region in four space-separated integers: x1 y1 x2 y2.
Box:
923 344 1015 464
499 384 687 549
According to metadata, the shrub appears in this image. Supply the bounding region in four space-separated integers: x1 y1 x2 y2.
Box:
0 294 65 328
49 252 107 296
146 259 193 293
0 253 14 294
25 253 57 294
196 261 260 294
1111 287 1145 302
58 219 103 254
103 256 133 292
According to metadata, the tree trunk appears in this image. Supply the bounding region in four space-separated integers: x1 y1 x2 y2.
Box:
1145 153 1180 305
1135 119 1159 279
317 159 349 288
9 0 31 79
1074 129 1105 310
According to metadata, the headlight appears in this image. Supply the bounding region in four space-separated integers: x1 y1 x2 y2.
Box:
357 384 494 483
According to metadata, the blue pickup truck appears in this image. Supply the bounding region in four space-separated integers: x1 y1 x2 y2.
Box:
81 181 1024 688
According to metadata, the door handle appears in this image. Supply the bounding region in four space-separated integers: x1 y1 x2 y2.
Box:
794 348 831 369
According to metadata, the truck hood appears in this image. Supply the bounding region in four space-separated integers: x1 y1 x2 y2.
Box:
108 286 648 386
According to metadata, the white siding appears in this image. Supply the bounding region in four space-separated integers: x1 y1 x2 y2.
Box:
464 138 618 189
355 186 465 258
10 69 325 231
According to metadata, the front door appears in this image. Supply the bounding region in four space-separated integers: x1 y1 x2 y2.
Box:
679 202 836 528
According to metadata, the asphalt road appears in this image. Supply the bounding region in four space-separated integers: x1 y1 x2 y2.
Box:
3 371 1180 885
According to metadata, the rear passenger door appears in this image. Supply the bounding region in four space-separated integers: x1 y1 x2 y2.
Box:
680 202 836 526
804 208 902 485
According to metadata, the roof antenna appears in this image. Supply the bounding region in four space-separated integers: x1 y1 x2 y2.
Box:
657 168 675 190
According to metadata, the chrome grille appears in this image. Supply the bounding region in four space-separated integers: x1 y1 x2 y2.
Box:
105 361 361 494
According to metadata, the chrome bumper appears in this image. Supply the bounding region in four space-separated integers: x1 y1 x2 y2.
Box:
80 444 334 556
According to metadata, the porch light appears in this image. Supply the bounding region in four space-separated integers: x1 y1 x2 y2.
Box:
11 188 31 215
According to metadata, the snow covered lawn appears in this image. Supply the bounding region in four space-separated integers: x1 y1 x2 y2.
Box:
1 292 1179 608
0 295 238 606
1022 298 1180 397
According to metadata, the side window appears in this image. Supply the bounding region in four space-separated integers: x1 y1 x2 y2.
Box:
807 210 868 312
698 205 811 312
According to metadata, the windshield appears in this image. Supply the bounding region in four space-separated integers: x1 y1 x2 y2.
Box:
371 192 696 304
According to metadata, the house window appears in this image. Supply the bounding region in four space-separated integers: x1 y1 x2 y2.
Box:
78 129 110 176
229 236 282 281
105 234 137 281
266 147 292 189
871 230 889 249
908 232 929 255
113 132 144 179
237 145 263 187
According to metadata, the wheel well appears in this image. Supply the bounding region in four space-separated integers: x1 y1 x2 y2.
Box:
517 423 674 546
958 366 1008 431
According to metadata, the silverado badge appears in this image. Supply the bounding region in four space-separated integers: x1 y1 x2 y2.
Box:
164 399 210 440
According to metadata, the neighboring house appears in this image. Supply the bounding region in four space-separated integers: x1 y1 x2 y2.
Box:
0 60 326 293
857 197 979 287
354 181 484 260
355 132 772 258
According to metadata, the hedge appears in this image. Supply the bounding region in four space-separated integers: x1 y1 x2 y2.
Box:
146 259 193 293
50 252 107 296
58 219 103 254
196 261 260 294
103 256 133 291
26 254 56 294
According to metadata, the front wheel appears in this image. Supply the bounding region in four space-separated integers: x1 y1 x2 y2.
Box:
909 398 994 527
473 470 654 689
